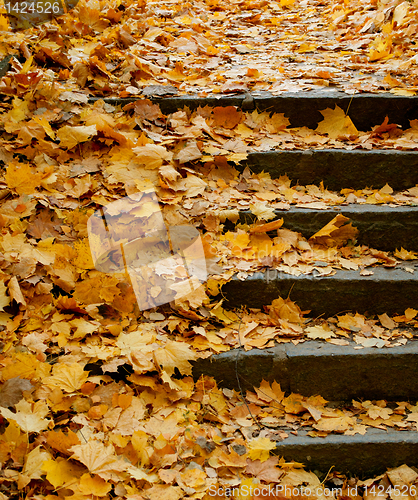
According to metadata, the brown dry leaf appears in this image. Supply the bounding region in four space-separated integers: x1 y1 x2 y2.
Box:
211 106 243 129
246 456 284 483
387 465 418 488
0 377 33 408
174 140 202 163
378 313 397 329
141 485 183 500
45 430 81 456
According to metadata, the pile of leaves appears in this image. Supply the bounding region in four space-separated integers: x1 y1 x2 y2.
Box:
0 0 417 95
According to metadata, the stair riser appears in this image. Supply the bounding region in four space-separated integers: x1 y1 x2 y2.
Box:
192 341 418 400
220 269 418 316
273 430 418 477
228 205 418 251
238 150 418 191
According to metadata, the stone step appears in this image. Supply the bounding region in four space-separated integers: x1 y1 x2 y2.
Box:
192 342 418 475
227 204 418 251
192 340 418 400
219 267 418 316
273 428 418 477
238 150 418 191
95 90 418 130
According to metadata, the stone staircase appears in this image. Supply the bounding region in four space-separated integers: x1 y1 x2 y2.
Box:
100 91 418 477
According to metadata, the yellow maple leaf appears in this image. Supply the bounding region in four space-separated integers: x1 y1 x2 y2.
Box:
210 106 242 129
42 457 85 489
248 437 276 462
32 115 55 140
255 380 285 403
19 446 52 489
78 473 112 496
1 351 42 381
369 37 392 61
171 278 209 309
180 468 207 489
283 393 306 414
250 202 276 221
405 308 418 321
309 214 358 247
305 324 335 340
57 124 97 149
70 440 128 478
132 144 173 169
73 239 95 269
5 162 44 195
265 113 290 133
394 247 418 260
0 400 50 433
154 339 197 376
313 414 355 432
316 105 358 139
44 362 89 393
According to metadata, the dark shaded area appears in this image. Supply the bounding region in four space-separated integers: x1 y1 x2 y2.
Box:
84 361 134 382
238 150 418 191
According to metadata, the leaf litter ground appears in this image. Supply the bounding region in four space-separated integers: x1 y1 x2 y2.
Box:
0 0 418 498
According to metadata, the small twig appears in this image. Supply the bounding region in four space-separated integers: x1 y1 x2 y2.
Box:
345 96 354 117
321 465 335 485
